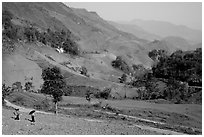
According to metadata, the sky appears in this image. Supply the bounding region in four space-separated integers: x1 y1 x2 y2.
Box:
66 2 202 30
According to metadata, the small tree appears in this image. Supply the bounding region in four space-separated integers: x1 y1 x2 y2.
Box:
41 66 65 115
2 10 13 29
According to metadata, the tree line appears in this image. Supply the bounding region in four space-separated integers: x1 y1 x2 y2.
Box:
112 48 202 104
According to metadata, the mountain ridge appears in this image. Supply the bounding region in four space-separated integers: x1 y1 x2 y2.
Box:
120 18 202 44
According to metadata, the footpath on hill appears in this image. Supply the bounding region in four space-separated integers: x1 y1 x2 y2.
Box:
2 100 187 135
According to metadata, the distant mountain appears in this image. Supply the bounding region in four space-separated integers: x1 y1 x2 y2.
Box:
145 36 198 53
123 19 202 44
108 21 161 41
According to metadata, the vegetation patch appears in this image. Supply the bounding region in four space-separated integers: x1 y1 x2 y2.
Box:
2 9 80 56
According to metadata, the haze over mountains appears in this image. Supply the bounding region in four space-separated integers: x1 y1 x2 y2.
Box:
119 19 202 45
108 21 161 41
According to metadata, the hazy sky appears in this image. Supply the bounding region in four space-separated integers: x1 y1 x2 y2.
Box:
66 2 202 30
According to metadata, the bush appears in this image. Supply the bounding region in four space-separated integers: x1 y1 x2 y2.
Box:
94 88 111 99
112 56 131 74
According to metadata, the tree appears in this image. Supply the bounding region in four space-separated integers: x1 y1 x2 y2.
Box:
152 48 202 86
41 66 66 115
24 82 33 92
62 39 80 55
2 83 11 103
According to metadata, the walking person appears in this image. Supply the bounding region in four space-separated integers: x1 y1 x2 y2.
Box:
29 110 36 124
13 108 20 120
86 91 91 102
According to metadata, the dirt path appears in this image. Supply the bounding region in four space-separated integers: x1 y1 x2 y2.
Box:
3 100 187 135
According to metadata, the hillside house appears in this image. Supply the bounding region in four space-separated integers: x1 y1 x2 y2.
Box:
56 47 64 53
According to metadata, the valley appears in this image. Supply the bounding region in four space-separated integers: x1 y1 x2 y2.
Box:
2 2 202 135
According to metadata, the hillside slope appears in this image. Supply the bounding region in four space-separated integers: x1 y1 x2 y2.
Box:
2 2 152 68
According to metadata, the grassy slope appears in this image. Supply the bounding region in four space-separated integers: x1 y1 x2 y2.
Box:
3 41 138 99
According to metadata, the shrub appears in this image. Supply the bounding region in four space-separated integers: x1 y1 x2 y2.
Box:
94 88 111 99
